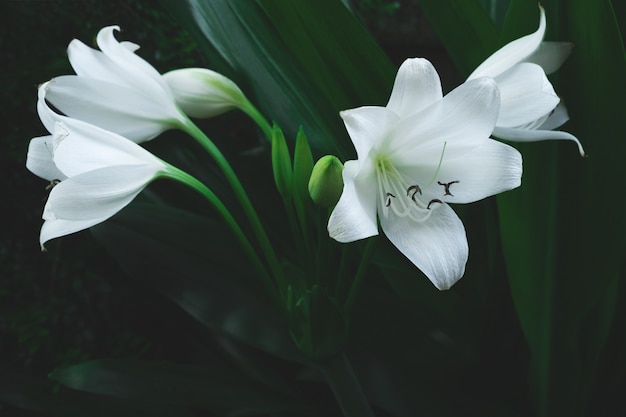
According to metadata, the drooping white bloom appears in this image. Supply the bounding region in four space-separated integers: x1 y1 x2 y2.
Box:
468 6 584 156
163 68 247 118
328 58 522 289
41 25 188 142
26 117 171 249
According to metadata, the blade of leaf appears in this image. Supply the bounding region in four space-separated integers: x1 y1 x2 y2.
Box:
90 201 305 363
416 0 500 76
50 358 314 415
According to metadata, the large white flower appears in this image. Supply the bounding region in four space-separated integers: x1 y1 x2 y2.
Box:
328 58 522 290
41 25 188 142
26 117 171 249
468 6 584 156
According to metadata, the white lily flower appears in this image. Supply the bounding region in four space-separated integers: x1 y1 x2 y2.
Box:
31 118 171 249
468 6 585 156
328 58 522 289
41 25 188 142
162 68 247 118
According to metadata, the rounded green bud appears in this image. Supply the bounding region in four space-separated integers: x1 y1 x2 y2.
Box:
162 68 247 118
308 155 344 207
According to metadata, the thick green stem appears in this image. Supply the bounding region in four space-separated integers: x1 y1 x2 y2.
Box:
240 99 273 140
161 166 275 297
180 120 286 299
319 353 375 417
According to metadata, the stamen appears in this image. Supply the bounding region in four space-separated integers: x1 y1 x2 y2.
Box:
427 199 443 209
407 185 422 203
385 192 396 207
437 180 460 196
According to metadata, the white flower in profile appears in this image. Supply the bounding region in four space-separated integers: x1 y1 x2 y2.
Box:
26 117 172 249
328 58 522 290
468 5 585 156
41 25 189 142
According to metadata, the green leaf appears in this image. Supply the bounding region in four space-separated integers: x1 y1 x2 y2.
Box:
50 358 311 415
90 201 304 363
416 0 500 76
0 364 191 417
495 1 626 416
157 0 396 159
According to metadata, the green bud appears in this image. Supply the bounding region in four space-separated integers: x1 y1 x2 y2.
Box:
308 155 344 207
271 124 293 198
293 126 314 201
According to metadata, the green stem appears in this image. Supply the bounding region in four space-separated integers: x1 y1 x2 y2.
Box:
343 238 377 316
319 353 375 417
161 166 275 297
180 119 287 299
240 99 273 140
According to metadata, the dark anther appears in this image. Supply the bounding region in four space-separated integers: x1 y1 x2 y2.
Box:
437 180 460 196
45 179 61 190
385 192 396 207
427 199 443 210
407 185 422 203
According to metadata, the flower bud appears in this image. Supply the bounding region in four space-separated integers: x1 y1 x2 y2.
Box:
271 124 293 198
308 155 344 207
163 68 247 118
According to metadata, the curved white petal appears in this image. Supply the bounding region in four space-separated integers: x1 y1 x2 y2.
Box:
68 39 132 86
40 217 109 250
495 63 560 128
468 6 545 79
328 160 379 242
386 58 443 118
493 126 586 156
52 118 165 177
44 76 183 142
537 101 569 130
389 77 500 163
96 26 172 100
411 139 522 204
379 203 467 290
340 106 398 161
44 165 161 221
26 136 67 181
526 41 574 74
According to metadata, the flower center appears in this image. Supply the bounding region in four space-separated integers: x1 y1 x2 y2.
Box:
375 158 443 223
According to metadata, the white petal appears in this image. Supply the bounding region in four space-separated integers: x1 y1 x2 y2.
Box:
340 106 398 161
389 77 500 163
493 126 586 157
95 26 172 100
52 118 165 177
386 58 443 118
537 101 569 130
328 160 379 242
495 63 560 128
44 165 160 221
468 6 545 79
526 42 574 74
379 203 468 290
44 76 183 142
40 217 108 250
416 139 522 204
68 39 131 86
26 136 67 181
